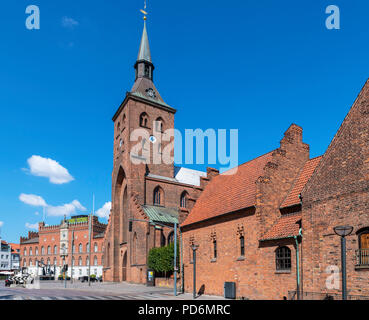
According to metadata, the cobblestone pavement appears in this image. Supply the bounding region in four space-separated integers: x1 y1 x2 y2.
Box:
0 281 225 301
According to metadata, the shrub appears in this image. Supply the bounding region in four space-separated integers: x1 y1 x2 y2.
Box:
90 274 96 279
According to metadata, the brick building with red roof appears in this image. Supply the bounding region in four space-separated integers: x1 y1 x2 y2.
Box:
181 80 369 300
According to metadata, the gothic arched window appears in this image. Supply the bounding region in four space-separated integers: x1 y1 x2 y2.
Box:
276 246 291 271
79 243 82 253
153 187 164 206
132 233 137 265
180 191 189 208
78 256 82 266
54 245 58 255
94 256 98 266
47 246 51 255
94 243 98 253
240 236 245 257
168 232 174 245
155 117 164 133
140 113 149 128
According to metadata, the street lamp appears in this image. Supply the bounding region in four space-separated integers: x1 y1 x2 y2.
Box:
333 225 353 300
191 244 199 299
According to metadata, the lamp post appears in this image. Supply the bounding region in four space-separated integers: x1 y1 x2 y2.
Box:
191 244 199 299
333 225 353 300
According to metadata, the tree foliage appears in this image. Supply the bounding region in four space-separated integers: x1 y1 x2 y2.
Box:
148 242 179 274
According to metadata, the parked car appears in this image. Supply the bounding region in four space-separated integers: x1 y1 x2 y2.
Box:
79 276 99 283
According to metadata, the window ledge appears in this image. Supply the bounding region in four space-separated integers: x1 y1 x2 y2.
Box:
210 258 217 263
236 256 245 261
275 270 291 274
355 265 369 270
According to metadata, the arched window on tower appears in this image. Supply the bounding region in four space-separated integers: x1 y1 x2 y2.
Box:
153 187 164 206
155 117 164 133
180 191 189 208
140 113 149 128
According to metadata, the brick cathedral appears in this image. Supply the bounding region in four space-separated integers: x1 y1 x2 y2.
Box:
103 18 369 299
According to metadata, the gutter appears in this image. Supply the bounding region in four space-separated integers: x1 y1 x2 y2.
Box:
294 228 303 300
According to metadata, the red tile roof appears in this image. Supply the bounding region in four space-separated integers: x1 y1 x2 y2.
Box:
260 213 302 241
9 243 20 252
280 156 322 208
182 151 274 227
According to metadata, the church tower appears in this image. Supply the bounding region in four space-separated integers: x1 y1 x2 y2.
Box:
104 14 176 283
103 9 205 284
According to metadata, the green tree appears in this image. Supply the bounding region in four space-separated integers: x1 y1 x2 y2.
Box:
148 242 179 277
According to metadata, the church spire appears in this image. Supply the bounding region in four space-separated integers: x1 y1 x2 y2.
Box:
134 6 154 82
137 21 152 63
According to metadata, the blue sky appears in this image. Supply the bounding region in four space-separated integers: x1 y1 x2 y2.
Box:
0 0 368 243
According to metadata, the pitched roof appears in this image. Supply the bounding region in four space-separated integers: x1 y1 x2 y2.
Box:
260 213 301 241
280 156 322 208
182 151 274 227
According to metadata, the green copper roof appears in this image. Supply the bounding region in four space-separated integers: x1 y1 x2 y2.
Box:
142 205 179 224
137 21 152 63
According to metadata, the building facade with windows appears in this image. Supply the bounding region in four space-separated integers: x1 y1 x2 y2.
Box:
19 215 106 279
0 241 11 271
9 243 20 271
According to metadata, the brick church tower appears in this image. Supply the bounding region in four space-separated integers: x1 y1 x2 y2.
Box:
103 18 207 283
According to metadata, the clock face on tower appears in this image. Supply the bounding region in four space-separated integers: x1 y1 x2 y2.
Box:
145 88 156 98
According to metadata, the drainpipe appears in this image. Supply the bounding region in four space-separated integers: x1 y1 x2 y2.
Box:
294 228 302 300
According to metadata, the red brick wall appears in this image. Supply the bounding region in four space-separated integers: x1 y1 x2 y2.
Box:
301 80 369 297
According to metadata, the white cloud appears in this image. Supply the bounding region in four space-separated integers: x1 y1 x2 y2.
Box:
20 194 87 218
47 200 87 217
19 194 47 207
27 155 74 184
0 221 4 228
95 202 111 219
62 16 79 29
25 222 39 230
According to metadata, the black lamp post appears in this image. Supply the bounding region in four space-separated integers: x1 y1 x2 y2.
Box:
333 225 353 300
191 244 199 299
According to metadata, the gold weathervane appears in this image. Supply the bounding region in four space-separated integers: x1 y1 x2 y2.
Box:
140 0 148 20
